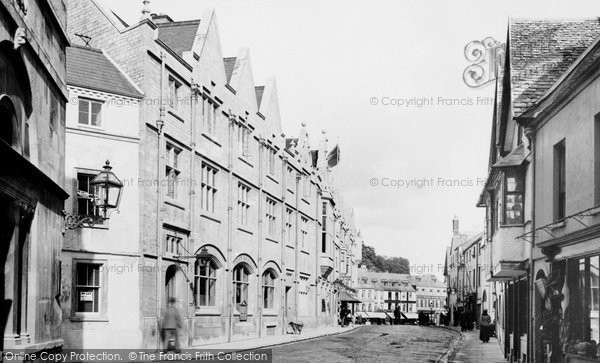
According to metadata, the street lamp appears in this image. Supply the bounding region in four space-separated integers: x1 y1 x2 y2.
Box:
64 160 123 229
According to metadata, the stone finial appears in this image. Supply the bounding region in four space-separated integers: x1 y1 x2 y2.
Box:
141 0 151 20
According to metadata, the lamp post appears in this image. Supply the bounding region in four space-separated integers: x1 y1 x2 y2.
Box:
64 160 123 229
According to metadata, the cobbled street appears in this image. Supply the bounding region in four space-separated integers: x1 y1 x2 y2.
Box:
271 325 460 362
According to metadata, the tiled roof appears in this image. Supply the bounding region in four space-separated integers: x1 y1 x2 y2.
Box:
510 18 600 116
255 86 265 107
66 46 143 99
156 20 201 57
521 33 600 120
223 57 237 83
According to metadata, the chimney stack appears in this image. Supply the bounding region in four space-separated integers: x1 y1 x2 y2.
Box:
141 0 151 20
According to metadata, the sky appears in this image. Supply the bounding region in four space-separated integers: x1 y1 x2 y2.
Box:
102 0 600 277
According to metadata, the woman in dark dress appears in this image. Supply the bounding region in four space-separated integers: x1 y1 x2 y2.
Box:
480 310 492 342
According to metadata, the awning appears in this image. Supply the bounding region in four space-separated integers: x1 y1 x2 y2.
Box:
356 312 368 318
339 291 361 303
489 261 528 281
368 312 387 319
401 312 418 320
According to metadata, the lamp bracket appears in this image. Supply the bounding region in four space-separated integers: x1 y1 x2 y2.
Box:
64 212 105 230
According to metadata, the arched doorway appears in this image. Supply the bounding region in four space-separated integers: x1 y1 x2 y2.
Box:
165 265 178 305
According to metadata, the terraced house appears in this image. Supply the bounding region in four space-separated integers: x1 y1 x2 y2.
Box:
62 0 362 349
478 18 600 362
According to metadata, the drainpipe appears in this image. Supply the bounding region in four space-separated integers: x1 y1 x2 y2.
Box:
315 188 321 327
257 138 265 337
188 81 199 348
526 128 536 363
227 112 235 343
280 155 288 334
155 51 166 349
294 173 301 323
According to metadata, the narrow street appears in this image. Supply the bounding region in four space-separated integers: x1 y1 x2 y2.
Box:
271 325 460 362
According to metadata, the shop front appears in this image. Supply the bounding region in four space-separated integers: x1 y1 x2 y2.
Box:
538 251 599 362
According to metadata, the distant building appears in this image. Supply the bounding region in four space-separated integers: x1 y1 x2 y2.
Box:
443 216 489 326
412 275 446 313
355 266 417 318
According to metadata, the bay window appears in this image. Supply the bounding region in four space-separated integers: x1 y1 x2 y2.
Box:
504 171 524 225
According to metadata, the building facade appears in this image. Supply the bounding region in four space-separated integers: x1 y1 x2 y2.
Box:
61 45 144 349
413 275 446 313
355 266 417 317
63 0 362 348
476 18 600 362
0 0 69 354
444 217 488 326
516 23 600 363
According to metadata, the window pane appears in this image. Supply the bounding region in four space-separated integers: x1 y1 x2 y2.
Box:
78 100 89 124
91 102 102 126
505 194 524 224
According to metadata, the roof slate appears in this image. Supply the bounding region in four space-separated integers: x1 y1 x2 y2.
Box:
66 46 143 99
156 20 201 57
510 18 600 116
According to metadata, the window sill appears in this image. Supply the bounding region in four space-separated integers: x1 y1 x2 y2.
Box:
265 237 279 244
70 314 108 322
201 132 222 147
164 199 186 210
549 220 566 230
262 309 278 316
168 108 185 122
499 223 525 228
237 227 253 235
77 124 104 132
238 157 254 168
301 250 310 255
301 197 310 205
266 174 279 184
200 213 221 224
195 307 221 316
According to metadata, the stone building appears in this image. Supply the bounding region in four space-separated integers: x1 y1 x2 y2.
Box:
443 217 487 326
61 45 144 348
412 275 446 313
514 21 600 363
477 18 600 362
63 0 361 348
355 266 417 317
0 0 69 353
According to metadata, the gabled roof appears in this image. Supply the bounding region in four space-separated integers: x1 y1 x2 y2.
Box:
223 57 237 83
156 20 201 57
66 46 143 99
510 18 600 117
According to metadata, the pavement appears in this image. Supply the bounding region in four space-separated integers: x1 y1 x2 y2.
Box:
195 324 358 351
445 327 506 363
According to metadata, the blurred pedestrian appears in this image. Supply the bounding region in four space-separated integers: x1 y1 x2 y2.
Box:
160 297 182 352
480 310 492 343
